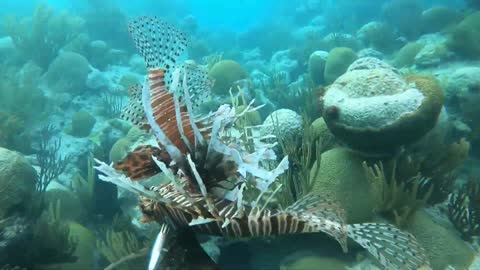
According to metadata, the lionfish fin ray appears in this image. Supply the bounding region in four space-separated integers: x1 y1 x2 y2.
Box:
114 145 169 181
346 223 430 270
284 194 348 252
120 84 150 130
94 159 170 203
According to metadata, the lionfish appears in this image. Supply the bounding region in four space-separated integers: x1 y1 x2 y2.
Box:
95 16 431 270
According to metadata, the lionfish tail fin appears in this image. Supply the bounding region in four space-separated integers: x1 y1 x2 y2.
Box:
128 16 187 71
347 223 430 270
286 194 348 252
114 145 170 181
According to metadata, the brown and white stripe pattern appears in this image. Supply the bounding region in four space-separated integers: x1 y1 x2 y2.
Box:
148 68 200 153
140 189 349 250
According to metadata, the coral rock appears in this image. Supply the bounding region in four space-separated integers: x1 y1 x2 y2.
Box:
308 51 328 86
208 60 247 95
322 57 444 155
0 148 37 219
45 52 91 94
406 210 475 270
261 109 302 143
310 147 376 223
323 47 357 84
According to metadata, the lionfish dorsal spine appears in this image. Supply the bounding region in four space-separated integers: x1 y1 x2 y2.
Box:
141 73 184 161
179 69 206 146
128 16 208 160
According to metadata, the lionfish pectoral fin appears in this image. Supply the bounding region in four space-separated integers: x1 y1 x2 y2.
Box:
114 145 170 181
347 223 430 270
285 194 348 252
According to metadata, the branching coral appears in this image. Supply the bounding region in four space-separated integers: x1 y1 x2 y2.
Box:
100 89 126 119
0 112 25 152
363 138 470 228
97 229 149 270
71 155 96 216
36 125 71 194
277 116 324 205
448 179 480 240
30 200 78 265
364 161 432 228
0 63 45 152
261 74 317 117
4 3 85 68
402 138 470 204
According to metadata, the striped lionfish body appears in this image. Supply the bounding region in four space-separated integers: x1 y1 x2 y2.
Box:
139 188 348 249
95 16 432 270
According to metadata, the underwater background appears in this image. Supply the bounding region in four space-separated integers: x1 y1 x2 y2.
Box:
1 0 480 269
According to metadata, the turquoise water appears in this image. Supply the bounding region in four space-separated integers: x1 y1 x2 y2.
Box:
1 1 480 269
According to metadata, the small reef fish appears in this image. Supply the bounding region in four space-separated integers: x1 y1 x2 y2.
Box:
95 16 431 270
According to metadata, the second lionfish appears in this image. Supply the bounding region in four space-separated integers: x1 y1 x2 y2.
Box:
95 16 431 270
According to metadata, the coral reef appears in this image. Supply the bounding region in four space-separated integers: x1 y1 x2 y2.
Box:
44 189 86 222
393 42 425 68
35 126 71 194
310 148 377 223
322 57 444 155
109 138 134 163
234 105 262 129
4 3 86 68
364 161 432 228
97 229 148 270
67 111 96 138
30 201 78 266
0 113 29 153
446 11 480 59
357 21 397 53
261 109 303 143
45 52 91 95
277 116 323 203
323 47 357 84
0 62 46 152
381 0 423 39
310 117 336 152
208 60 247 95
414 43 449 68
55 222 96 270
308 51 328 86
0 147 37 219
280 253 351 270
406 210 475 270
420 6 461 34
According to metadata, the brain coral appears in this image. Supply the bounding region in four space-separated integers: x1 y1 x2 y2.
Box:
407 210 475 270
0 147 37 219
323 47 358 84
45 51 91 94
322 57 444 155
261 109 302 142
208 60 247 95
309 147 377 223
